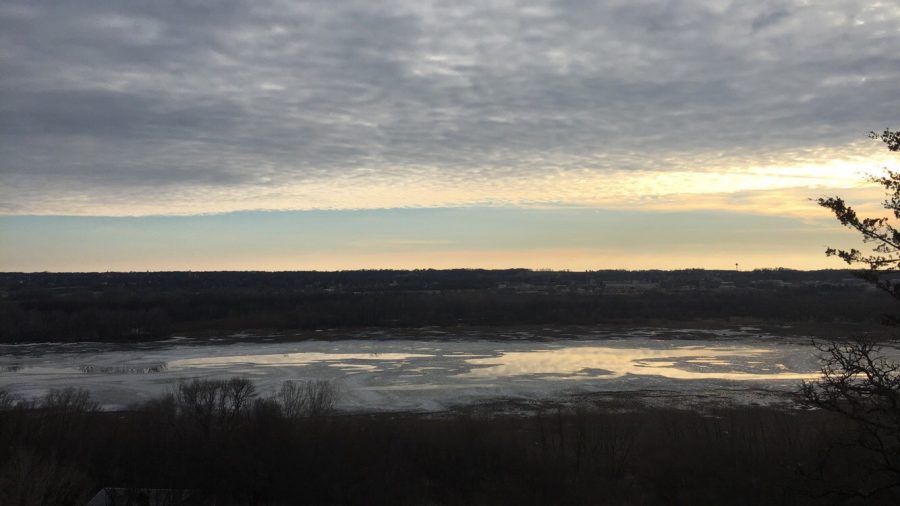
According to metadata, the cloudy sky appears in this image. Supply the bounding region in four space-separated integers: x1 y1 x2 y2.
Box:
1 0 898 271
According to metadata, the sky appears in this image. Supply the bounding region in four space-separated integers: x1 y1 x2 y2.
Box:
1 0 898 271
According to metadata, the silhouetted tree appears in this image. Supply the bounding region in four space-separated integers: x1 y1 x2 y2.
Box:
801 341 900 498
817 129 900 318
173 377 256 436
805 129 900 500
275 379 337 418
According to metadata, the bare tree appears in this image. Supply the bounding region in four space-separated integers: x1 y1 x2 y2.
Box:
0 390 17 410
41 387 100 413
275 379 337 418
817 129 900 321
804 129 900 498
173 377 256 435
801 341 900 489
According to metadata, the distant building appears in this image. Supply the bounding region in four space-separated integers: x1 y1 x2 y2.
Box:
87 487 200 505
603 281 659 295
751 279 791 289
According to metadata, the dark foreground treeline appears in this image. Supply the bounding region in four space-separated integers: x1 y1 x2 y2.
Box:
1 270 895 342
0 381 897 505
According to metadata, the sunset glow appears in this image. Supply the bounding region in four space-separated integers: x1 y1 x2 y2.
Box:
1 0 898 271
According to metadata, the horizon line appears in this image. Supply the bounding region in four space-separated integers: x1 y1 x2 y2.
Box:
0 267 858 275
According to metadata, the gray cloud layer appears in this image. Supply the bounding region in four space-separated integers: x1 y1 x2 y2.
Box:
1 0 898 214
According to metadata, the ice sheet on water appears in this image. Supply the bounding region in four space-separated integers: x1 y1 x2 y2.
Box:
0 329 856 412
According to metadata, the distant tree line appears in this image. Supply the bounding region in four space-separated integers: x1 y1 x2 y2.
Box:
0 268 874 292
0 270 895 342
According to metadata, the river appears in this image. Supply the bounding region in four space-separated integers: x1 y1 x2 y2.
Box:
0 326 878 412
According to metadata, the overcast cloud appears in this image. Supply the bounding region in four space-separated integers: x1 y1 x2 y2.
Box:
1 0 898 215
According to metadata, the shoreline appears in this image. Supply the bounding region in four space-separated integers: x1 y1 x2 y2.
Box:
3 319 895 347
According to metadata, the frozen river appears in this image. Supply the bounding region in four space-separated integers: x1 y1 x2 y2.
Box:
0 327 871 412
